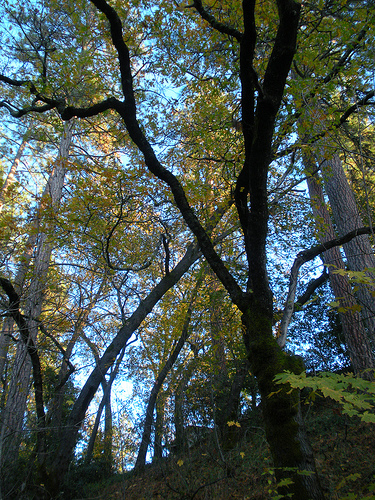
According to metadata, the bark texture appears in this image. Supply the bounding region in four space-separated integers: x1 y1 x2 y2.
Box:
321 153 375 342
0 121 74 471
305 153 374 373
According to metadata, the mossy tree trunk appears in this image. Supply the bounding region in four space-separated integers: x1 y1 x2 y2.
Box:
242 303 324 499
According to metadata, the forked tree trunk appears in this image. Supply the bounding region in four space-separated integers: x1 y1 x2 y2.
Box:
1 1 328 498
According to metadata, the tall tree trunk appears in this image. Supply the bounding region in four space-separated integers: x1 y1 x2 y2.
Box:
304 153 375 373
321 152 375 341
153 396 164 462
243 303 325 500
103 385 113 472
0 121 74 468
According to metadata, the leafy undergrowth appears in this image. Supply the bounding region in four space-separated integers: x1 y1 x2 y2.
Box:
66 403 375 499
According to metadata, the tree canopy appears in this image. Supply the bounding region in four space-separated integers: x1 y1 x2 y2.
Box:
0 0 375 498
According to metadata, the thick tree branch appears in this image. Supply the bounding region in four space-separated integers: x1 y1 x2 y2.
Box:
0 74 37 90
0 71 122 118
59 97 121 119
192 0 243 41
0 99 55 117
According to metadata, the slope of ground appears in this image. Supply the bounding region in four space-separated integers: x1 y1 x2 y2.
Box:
65 402 375 500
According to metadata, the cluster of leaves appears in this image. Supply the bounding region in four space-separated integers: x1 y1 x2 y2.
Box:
274 370 375 422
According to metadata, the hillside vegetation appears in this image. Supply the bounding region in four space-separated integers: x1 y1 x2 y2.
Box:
66 402 375 500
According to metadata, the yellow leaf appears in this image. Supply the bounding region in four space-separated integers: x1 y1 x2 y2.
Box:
227 420 241 427
177 459 184 467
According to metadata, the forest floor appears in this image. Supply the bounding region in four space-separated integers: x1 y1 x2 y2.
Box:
67 401 375 500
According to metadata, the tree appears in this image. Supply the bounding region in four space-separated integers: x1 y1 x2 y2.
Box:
288 1 375 370
304 152 374 373
135 271 202 468
2 0 375 498
0 120 73 476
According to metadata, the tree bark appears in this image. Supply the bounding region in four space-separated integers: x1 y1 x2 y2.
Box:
0 121 74 469
243 304 324 500
321 152 375 341
304 152 374 373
